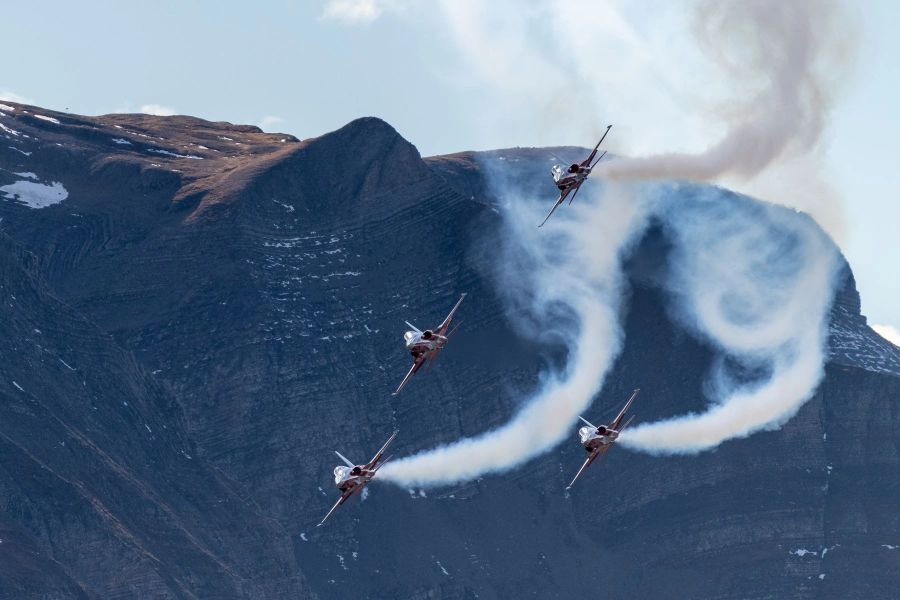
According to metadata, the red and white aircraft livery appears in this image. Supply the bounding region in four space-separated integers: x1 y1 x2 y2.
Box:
567 388 639 489
539 124 613 228
318 430 399 526
393 293 467 395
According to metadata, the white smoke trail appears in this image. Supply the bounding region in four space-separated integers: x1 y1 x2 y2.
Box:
597 0 853 453
369 0 852 471
380 183 648 487
596 0 855 241
621 187 841 454
424 0 854 240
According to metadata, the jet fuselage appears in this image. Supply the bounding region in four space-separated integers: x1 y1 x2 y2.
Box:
333 465 374 493
403 330 446 355
579 425 619 452
553 165 591 190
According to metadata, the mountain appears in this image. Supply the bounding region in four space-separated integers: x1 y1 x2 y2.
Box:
0 102 897 599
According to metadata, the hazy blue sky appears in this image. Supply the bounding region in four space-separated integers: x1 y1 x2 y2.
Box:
2 0 897 339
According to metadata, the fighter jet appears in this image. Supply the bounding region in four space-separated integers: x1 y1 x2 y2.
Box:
318 430 398 526
393 293 466 395
567 388 639 489
539 124 612 228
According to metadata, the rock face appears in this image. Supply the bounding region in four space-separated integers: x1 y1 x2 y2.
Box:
0 102 897 599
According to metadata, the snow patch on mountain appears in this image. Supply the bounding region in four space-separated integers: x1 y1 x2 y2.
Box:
1 179 69 208
0 121 20 137
147 148 203 159
829 304 900 377
34 114 60 124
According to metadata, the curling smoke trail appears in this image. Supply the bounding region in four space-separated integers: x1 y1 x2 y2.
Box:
598 0 854 188
380 183 648 487
379 0 852 478
594 0 852 453
599 0 852 453
621 187 841 454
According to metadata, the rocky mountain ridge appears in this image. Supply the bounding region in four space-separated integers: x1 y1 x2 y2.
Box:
0 102 897 599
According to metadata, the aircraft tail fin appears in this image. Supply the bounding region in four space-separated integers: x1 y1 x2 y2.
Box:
578 416 597 429
335 451 355 468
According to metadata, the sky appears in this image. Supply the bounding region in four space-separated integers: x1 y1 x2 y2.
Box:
2 0 897 340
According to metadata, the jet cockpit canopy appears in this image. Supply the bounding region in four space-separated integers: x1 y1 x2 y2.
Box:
551 164 566 182
334 465 349 484
578 426 593 444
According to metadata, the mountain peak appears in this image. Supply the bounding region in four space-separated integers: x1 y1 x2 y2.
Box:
303 115 424 172
340 115 403 136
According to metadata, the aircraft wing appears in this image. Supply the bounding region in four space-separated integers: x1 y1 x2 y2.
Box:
611 388 640 430
538 189 570 228
371 455 392 473
435 293 467 337
581 125 612 166
567 445 610 489
366 430 399 470
393 355 426 395
583 140 603 166
318 490 353 526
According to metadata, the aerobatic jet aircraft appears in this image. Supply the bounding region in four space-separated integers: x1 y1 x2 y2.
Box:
318 430 399 526
393 293 467 395
539 124 613 228
567 388 639 489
